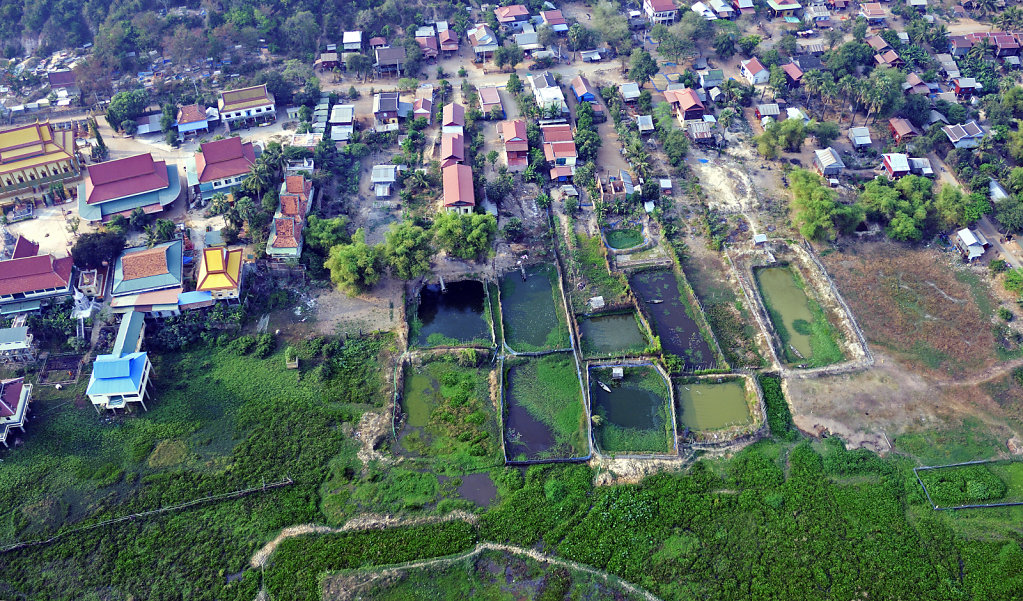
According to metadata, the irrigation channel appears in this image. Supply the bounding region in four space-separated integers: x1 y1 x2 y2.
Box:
629 269 716 370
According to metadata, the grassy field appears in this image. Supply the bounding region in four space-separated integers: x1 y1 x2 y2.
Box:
822 244 999 376
504 354 588 460
570 232 629 313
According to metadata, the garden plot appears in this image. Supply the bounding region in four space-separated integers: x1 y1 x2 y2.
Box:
630 269 718 371
499 264 571 353
395 356 502 471
577 311 650 358
409 280 493 348
675 375 760 440
589 365 676 456
503 354 589 462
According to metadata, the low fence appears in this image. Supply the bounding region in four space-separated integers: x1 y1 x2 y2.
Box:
675 373 768 447
0 477 294 554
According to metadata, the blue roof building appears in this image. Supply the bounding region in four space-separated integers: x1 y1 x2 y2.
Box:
86 351 153 412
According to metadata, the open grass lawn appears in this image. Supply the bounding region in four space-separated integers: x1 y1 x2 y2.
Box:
822 244 999 376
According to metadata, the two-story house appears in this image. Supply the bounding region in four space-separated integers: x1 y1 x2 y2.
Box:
644 0 678 24
0 236 74 316
218 84 275 130
501 119 529 172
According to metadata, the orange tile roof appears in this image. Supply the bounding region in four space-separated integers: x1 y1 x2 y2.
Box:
121 247 169 280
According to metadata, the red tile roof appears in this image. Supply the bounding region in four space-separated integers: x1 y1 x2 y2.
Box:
647 0 677 11
284 175 312 199
442 164 475 207
84 154 169 205
439 30 458 49
441 133 465 164
177 104 207 125
194 137 256 183
11 236 39 259
502 120 528 152
544 140 578 161
495 4 530 21
541 123 574 143
743 57 767 76
781 62 803 81
541 10 568 25
442 103 465 127
272 217 298 248
0 377 25 418
665 88 704 111
0 254 72 296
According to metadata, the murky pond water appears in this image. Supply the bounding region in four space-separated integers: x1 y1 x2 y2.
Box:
456 472 497 506
590 366 673 454
755 266 814 360
675 379 751 431
503 357 587 461
578 312 647 356
630 270 714 369
500 264 566 351
414 280 489 346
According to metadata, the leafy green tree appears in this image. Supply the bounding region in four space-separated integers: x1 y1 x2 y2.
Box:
859 175 934 241
120 119 138 136
305 215 349 254
789 169 863 240
738 35 762 56
384 221 433 280
106 89 148 130
432 212 497 260
153 218 177 243
769 65 788 98
806 120 840 146
714 33 735 58
325 229 384 295
71 231 126 270
1006 269 1023 296
628 49 658 83
507 72 523 94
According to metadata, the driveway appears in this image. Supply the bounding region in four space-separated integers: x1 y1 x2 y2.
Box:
976 215 1022 269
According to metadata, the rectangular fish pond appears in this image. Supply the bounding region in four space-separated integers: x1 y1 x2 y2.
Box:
589 364 676 455
577 311 650 357
502 354 590 462
754 265 844 367
674 376 754 434
410 280 493 347
499 263 571 352
396 355 503 470
629 269 717 370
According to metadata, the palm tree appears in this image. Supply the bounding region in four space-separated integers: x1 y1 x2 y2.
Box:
819 78 838 119
261 142 287 178
838 75 859 123
243 161 271 199
968 37 993 60
801 70 824 116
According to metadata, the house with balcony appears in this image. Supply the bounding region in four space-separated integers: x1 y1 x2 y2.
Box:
218 85 275 130
0 326 34 364
665 88 705 123
645 0 678 24
87 351 153 413
197 246 243 299
375 46 408 75
78 153 182 223
502 119 529 172
859 2 886 24
109 240 184 316
541 124 577 181
0 377 31 447
442 164 475 214
187 137 256 201
530 71 569 116
0 122 80 196
0 236 74 316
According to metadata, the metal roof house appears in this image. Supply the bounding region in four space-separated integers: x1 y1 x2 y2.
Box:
956 228 988 262
813 147 845 176
0 326 33 364
942 121 984 149
87 351 153 413
197 247 243 298
0 236 75 316
848 126 872 149
77 153 182 223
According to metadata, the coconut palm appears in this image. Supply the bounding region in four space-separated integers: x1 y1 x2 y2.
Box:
260 142 287 178
243 161 272 199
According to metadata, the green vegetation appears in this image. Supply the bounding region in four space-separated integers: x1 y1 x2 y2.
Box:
505 355 588 460
917 462 1018 508
758 374 797 441
756 266 845 367
571 232 628 311
433 212 498 261
265 521 478 600
500 265 571 352
336 548 644 600
789 169 863 242
398 358 501 471
605 227 644 249
895 417 1009 464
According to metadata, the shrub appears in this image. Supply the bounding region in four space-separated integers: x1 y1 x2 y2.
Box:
254 333 276 358
232 335 256 354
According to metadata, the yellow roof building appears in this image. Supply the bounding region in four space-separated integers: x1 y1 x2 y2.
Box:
0 122 79 187
196 247 243 294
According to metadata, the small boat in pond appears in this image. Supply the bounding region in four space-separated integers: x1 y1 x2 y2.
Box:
596 380 612 393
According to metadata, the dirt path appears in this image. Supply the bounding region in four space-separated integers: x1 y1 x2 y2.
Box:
323 542 663 601
935 356 1023 388
249 510 479 569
